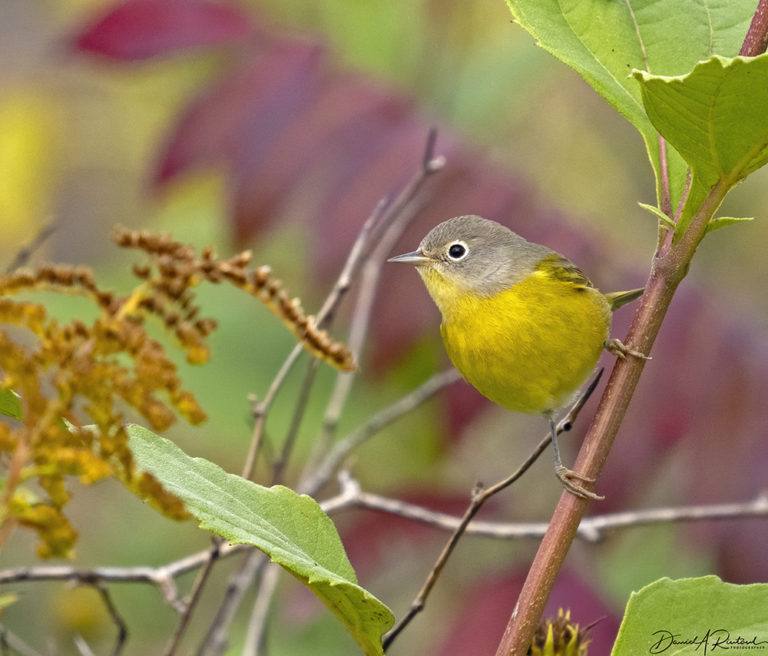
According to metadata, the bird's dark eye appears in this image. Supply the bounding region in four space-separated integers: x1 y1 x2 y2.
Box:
448 242 467 260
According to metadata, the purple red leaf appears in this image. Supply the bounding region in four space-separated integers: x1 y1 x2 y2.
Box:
74 0 254 60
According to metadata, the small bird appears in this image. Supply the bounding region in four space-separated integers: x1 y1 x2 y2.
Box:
389 215 643 499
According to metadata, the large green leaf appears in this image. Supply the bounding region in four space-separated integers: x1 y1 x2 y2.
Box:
634 55 768 182
612 575 768 654
128 425 394 656
505 0 757 212
634 55 768 233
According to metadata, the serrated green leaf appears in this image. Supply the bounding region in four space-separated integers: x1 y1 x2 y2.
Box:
127 425 393 656
706 216 754 234
634 55 768 188
0 388 22 421
505 0 757 217
638 202 676 230
612 576 768 655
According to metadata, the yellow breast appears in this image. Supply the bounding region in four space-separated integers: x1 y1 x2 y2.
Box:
419 268 611 414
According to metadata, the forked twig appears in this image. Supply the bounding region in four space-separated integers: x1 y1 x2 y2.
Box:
322 475 768 542
382 370 604 651
210 129 446 654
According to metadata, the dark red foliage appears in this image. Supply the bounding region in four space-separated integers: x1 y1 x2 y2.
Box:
74 0 254 60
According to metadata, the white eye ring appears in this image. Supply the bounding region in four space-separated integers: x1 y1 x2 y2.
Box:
447 240 468 261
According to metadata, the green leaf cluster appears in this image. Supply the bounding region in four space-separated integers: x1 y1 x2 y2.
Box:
506 0 765 242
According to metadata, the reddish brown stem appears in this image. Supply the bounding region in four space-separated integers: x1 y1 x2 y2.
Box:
740 0 768 56
494 178 728 655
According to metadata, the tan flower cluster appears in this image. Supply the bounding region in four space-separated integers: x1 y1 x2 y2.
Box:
113 227 356 372
0 228 354 558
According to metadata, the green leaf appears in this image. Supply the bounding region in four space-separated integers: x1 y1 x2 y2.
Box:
0 388 22 421
638 202 676 230
633 55 768 236
504 0 757 216
706 216 755 234
634 55 768 186
127 425 393 656
612 576 768 655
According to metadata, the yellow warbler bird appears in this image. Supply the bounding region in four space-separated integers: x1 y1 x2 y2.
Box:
389 215 643 499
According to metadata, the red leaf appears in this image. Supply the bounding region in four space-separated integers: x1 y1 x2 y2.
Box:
74 0 253 60
155 42 322 184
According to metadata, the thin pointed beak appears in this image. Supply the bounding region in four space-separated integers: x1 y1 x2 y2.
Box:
387 249 435 265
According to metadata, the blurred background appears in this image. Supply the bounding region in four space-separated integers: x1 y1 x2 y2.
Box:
2 1 767 654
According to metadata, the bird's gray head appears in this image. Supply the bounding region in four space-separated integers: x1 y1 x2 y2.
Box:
390 215 550 296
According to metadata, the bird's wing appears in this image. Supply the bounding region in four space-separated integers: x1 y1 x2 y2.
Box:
536 253 594 289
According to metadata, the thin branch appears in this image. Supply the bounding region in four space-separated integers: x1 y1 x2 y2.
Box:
272 358 320 484
200 130 446 656
241 192 389 481
306 130 445 471
73 636 96 656
314 198 387 329
241 344 303 480
0 543 248 606
0 625 43 656
323 474 768 542
195 551 267 656
92 582 128 656
383 370 603 651
301 368 462 496
163 538 221 656
5 219 57 273
244 564 281 655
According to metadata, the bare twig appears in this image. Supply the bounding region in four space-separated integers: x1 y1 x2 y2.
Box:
163 538 221 656
241 193 388 481
0 624 43 656
301 368 462 496
314 198 387 329
195 551 268 656
272 358 320 484
242 129 446 654
322 474 768 542
4 219 57 273
73 636 96 656
244 564 281 655
242 345 303 480
91 582 128 656
383 370 603 651
307 129 445 468
196 130 446 656
0 543 248 607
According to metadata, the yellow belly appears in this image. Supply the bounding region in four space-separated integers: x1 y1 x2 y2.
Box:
437 275 611 414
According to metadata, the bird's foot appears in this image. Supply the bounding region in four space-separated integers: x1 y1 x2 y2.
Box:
605 338 651 361
555 465 604 500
